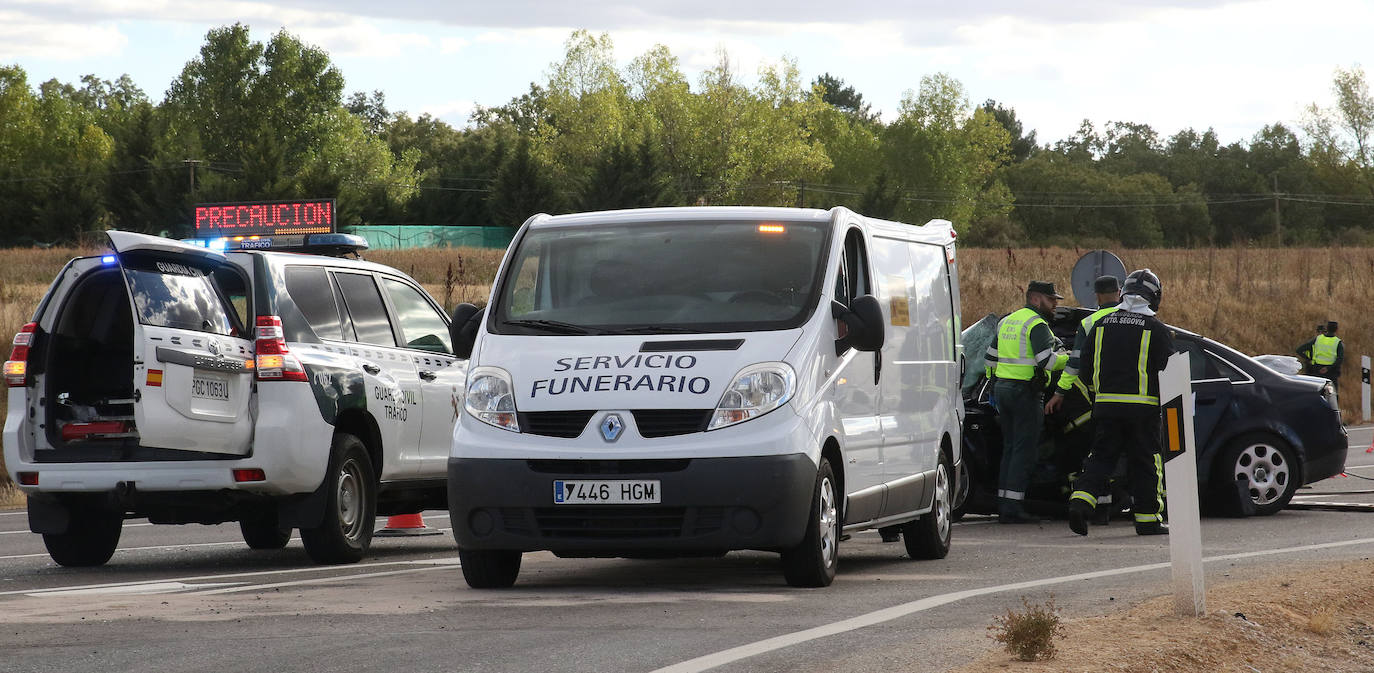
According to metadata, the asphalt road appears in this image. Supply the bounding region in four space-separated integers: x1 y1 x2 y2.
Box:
2 428 1373 673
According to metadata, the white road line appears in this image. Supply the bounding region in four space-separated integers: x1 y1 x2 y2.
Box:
0 556 463 597
0 539 252 561
0 511 27 517
194 564 456 595
0 522 153 535
651 536 1374 673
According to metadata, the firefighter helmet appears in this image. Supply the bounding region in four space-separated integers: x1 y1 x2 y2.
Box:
1122 268 1162 311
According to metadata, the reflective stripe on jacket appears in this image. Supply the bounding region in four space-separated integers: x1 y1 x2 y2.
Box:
1313 335 1341 366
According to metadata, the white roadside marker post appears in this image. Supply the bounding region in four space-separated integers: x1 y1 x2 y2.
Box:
1160 352 1204 616
1361 355 1370 424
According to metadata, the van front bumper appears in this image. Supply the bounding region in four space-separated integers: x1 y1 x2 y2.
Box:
448 454 817 554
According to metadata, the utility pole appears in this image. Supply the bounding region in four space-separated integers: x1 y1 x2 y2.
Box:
1273 173 1282 245
184 159 201 195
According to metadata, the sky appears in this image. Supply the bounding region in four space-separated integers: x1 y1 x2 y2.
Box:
0 0 1368 146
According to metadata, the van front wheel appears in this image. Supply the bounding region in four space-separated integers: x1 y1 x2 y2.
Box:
459 549 522 588
300 433 376 564
781 459 839 587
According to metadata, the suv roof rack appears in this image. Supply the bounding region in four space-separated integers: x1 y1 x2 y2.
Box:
181 232 369 257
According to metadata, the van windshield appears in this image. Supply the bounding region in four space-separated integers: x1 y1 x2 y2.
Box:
492 220 831 335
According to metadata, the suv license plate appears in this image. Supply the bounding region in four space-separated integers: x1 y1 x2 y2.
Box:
191 375 230 401
554 480 661 505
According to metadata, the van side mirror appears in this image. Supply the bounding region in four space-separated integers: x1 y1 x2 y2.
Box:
449 303 484 359
832 295 885 355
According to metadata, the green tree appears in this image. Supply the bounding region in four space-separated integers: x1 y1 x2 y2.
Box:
488 135 564 226
981 100 1037 163
1304 65 1374 196
813 73 877 124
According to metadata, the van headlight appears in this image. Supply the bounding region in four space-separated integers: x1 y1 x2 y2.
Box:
465 367 520 432
709 363 796 430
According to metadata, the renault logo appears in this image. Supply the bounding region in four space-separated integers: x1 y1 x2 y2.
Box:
599 413 625 442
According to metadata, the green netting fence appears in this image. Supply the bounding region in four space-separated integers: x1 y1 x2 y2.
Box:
343 225 514 250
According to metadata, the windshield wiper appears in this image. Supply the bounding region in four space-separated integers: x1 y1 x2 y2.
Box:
503 319 598 335
600 325 706 335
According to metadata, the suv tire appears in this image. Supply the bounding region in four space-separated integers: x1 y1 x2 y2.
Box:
300 433 376 564
43 502 123 567
240 511 292 550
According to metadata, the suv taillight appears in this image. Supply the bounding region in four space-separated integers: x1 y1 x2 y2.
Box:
254 316 307 382
4 322 37 387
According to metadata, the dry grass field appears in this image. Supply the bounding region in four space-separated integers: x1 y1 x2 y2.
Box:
0 244 1366 490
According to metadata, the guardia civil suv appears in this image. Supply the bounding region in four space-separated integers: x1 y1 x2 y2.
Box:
3 231 465 566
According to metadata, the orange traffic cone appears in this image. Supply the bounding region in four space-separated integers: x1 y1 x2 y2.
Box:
375 512 443 537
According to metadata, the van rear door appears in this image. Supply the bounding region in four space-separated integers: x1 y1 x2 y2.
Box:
107 232 255 456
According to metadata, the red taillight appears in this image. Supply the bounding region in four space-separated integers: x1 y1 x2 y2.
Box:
4 322 37 387
254 316 307 382
17 471 38 486
232 468 266 482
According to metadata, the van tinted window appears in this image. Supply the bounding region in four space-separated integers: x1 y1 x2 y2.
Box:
334 272 396 347
122 257 236 336
285 266 345 341
493 220 831 335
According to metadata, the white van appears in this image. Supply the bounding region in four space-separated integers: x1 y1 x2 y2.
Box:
447 207 963 587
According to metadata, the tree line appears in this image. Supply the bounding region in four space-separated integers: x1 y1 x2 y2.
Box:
2 25 1373 247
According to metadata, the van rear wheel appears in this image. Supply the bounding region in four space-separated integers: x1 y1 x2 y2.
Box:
903 452 953 560
43 503 123 567
781 458 839 587
300 433 376 565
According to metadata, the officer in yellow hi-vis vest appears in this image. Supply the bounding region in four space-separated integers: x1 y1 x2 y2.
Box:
1067 269 1174 536
984 280 1066 524
1297 321 1343 390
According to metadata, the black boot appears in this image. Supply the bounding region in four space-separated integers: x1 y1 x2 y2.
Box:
998 502 1040 524
1068 500 1091 536
1092 504 1113 526
1135 521 1169 536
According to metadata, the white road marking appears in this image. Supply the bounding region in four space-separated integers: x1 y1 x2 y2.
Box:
194 564 457 595
651 536 1374 673
0 556 463 598
0 522 154 535
35 582 248 597
0 539 254 561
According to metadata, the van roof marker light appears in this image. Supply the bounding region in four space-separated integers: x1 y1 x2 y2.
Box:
757 224 787 234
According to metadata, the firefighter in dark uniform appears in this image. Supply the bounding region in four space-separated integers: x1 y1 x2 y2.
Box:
1067 269 1174 536
1046 275 1121 523
985 280 1066 523
1297 321 1343 391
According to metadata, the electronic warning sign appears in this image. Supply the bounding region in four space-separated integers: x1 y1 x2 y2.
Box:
194 199 336 237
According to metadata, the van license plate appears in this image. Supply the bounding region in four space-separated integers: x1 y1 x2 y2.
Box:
191 376 230 401
553 480 661 505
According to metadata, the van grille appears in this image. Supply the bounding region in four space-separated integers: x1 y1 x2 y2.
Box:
527 506 726 539
526 459 691 474
632 409 711 438
517 410 712 439
518 411 596 438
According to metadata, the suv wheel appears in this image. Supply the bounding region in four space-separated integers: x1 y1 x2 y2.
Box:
43 502 123 567
240 510 292 550
300 433 376 564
